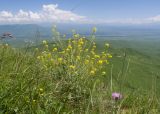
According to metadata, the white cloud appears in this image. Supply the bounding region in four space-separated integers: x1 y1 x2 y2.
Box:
92 16 160 25
148 15 160 23
1 4 160 25
0 4 86 24
0 11 13 18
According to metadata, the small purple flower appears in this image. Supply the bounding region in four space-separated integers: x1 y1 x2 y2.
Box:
112 92 122 100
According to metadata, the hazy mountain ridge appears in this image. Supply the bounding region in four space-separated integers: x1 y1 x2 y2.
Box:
1 24 160 40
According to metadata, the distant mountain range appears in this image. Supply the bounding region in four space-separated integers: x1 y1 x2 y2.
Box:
0 24 52 40
0 24 160 41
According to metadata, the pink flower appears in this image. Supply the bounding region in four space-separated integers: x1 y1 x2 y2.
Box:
112 92 122 100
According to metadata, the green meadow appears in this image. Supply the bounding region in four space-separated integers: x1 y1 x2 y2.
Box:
0 28 160 113
96 39 160 94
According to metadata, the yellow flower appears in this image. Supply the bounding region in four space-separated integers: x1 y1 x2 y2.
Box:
58 58 63 62
79 38 84 44
107 54 112 58
85 49 88 52
68 45 72 49
53 47 57 52
85 60 89 64
76 56 80 60
105 43 109 47
92 27 97 33
94 55 100 58
102 71 106 75
79 41 84 45
98 60 103 64
69 65 76 69
39 88 43 92
47 53 51 58
42 40 47 45
66 48 70 51
74 34 79 38
79 38 83 41
90 70 95 75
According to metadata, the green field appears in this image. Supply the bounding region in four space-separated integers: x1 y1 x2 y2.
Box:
96 39 160 95
0 31 160 113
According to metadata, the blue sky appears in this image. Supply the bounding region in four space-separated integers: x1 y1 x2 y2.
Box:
1 0 160 24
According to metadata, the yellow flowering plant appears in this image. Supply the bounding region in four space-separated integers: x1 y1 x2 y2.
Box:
36 27 112 105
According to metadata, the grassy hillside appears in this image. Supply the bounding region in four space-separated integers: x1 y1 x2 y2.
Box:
96 39 160 94
0 30 160 113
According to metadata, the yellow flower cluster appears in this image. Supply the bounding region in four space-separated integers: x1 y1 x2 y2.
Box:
37 31 112 79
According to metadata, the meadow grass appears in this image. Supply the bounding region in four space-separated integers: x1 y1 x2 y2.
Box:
0 28 159 114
